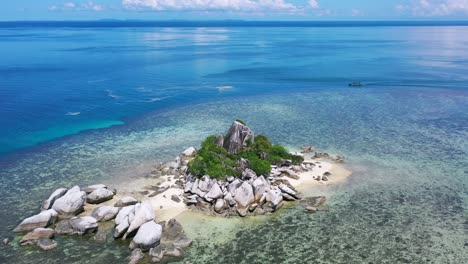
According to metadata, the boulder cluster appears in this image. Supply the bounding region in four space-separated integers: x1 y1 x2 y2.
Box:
180 159 325 216
13 184 191 263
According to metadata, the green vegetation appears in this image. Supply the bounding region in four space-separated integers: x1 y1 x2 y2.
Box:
235 119 246 125
187 130 304 180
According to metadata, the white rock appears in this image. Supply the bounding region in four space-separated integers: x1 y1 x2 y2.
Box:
52 186 86 218
55 216 98 235
205 182 223 201
184 181 193 193
129 221 162 251
83 184 107 194
14 209 58 233
115 205 135 225
41 188 68 210
214 199 225 213
224 192 236 207
252 176 268 202
91 206 120 222
265 189 283 208
182 147 197 157
198 176 212 192
124 201 154 239
190 179 199 193
114 216 130 238
227 179 241 195
234 181 255 209
86 188 115 204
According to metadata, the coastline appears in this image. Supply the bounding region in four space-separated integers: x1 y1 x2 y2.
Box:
107 153 352 223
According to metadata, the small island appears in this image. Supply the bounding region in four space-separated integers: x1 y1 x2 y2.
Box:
10 120 350 263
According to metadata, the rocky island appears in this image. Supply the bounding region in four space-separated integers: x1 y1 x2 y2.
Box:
10 120 350 263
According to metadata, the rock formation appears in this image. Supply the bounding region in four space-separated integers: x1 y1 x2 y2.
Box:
223 121 254 154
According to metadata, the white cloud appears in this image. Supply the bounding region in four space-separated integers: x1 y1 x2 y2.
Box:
49 1 104 11
122 0 301 12
308 0 319 9
397 0 468 16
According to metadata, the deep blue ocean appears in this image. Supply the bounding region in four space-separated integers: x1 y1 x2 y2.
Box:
0 22 467 263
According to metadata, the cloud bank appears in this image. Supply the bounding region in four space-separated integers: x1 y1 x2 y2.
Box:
397 0 468 16
122 0 319 13
49 1 104 11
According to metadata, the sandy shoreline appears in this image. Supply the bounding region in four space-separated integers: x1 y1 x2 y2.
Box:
97 155 352 223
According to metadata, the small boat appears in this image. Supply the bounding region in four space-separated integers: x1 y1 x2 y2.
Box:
348 82 364 87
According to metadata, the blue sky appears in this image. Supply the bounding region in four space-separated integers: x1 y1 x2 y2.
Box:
1 0 468 21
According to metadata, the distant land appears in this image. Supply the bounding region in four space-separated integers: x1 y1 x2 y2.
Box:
1 20 468 28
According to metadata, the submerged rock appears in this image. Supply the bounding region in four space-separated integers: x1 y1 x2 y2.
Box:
55 216 98 236
37 238 58 251
14 209 58 233
128 248 144 264
19 228 55 246
149 245 164 262
86 188 115 204
129 221 162 251
161 218 192 249
52 186 86 218
41 188 68 211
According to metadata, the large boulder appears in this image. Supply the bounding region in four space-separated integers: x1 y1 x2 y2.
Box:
227 179 242 195
128 248 144 264
190 179 199 194
224 192 237 207
124 202 154 239
114 216 130 238
182 147 197 157
41 188 68 210
214 199 225 214
91 206 120 222
114 196 138 207
52 186 86 218
265 189 283 208
184 181 193 193
19 228 55 246
86 188 115 204
14 209 58 233
278 184 299 199
204 182 223 201
82 184 107 194
234 181 255 211
129 221 162 251
55 216 98 235
115 205 135 225
198 176 213 192
160 219 192 249
242 169 257 180
252 176 268 202
223 121 254 154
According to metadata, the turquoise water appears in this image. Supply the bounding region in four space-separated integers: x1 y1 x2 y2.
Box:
0 24 467 263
